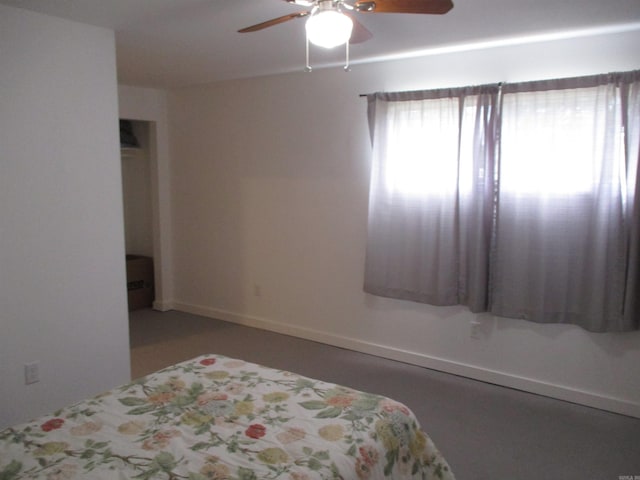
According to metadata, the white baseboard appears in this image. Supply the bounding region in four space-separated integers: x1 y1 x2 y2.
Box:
152 299 174 312
171 301 640 419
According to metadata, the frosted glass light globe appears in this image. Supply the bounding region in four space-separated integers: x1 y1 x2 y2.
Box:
305 10 353 49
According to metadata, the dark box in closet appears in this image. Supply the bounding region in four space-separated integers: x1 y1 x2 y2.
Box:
126 255 154 310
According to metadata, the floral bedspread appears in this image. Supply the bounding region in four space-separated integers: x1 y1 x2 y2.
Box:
0 354 454 480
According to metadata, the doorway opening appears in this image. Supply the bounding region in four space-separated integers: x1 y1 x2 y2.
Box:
121 119 155 312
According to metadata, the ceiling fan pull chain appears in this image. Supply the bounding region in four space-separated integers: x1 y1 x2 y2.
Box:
344 40 351 71
305 32 313 72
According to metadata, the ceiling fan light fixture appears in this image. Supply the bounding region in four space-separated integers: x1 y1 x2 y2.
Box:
305 9 353 49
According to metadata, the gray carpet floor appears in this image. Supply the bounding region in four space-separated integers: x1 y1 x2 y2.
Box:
129 308 640 480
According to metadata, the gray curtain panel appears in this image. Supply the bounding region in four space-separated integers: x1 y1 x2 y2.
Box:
621 73 640 330
364 70 640 332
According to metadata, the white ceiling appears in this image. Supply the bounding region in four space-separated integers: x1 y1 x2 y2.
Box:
2 0 639 88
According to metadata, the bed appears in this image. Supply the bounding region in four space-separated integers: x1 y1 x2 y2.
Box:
0 354 454 479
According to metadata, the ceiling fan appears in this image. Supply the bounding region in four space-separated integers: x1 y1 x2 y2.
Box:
238 0 454 70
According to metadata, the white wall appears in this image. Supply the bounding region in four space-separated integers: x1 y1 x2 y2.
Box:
118 85 173 310
167 27 640 417
0 5 130 428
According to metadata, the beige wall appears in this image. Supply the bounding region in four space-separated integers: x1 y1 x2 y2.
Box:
165 28 640 417
0 5 130 427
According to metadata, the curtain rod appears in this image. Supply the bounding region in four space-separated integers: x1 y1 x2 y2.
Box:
359 82 505 98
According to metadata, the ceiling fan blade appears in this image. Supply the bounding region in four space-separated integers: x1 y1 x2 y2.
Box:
238 11 310 33
348 15 373 44
355 0 453 14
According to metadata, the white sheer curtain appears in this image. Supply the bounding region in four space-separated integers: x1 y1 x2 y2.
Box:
364 86 500 311
365 71 640 332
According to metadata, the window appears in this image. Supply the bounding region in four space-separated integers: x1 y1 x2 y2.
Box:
364 71 640 332
383 99 460 197
500 88 623 196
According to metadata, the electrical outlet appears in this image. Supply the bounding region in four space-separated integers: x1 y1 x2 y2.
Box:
470 320 482 339
253 284 262 297
25 362 40 385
